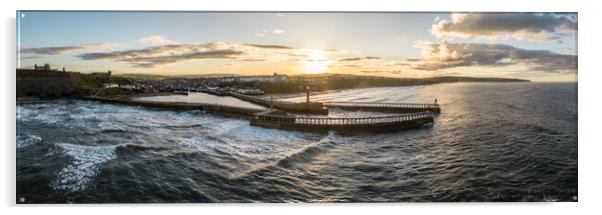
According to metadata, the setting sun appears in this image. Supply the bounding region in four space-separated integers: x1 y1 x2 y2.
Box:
304 61 327 74
303 50 329 74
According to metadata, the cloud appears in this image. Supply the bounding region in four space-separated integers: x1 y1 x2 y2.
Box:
360 70 402 74
383 62 411 67
255 33 265 38
20 43 120 55
335 64 362 68
272 29 286 34
241 58 266 62
137 35 178 46
243 44 293 49
432 13 577 41
78 43 244 67
289 53 309 57
338 56 381 62
412 40 577 72
77 42 334 67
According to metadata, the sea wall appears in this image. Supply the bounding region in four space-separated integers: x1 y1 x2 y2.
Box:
86 96 263 118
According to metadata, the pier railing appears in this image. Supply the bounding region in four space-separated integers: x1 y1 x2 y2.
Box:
323 101 440 109
231 93 328 114
253 112 434 126
230 93 296 105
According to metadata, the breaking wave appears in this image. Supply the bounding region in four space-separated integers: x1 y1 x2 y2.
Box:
17 134 42 149
50 143 118 192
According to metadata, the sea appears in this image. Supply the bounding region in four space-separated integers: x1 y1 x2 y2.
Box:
16 82 578 203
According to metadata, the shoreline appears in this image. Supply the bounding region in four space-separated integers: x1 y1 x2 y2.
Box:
16 81 547 103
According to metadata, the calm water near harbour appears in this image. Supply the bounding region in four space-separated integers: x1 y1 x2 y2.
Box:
16 82 577 203
134 92 267 110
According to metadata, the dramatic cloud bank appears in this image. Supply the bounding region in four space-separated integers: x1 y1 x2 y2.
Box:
432 13 576 41
412 40 577 72
78 43 247 67
76 42 343 67
20 43 120 55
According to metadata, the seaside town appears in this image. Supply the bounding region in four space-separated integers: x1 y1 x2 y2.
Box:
16 64 528 99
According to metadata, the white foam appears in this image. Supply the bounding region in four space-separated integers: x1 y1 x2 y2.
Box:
97 121 129 132
16 134 42 149
177 137 236 154
50 143 117 192
17 104 68 125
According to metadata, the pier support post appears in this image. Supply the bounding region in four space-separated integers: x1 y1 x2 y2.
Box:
306 85 310 103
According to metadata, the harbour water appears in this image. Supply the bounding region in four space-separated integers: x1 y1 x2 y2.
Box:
16 82 577 203
134 92 267 111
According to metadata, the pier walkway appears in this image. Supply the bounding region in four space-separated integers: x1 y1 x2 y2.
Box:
231 93 440 114
250 111 435 132
324 101 440 113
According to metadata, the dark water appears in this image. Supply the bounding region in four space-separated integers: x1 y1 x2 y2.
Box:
16 82 577 203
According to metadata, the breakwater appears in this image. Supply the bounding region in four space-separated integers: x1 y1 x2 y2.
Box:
86 92 440 133
251 111 435 133
230 93 329 115
86 96 263 117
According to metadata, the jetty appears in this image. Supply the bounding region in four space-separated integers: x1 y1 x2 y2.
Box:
85 96 264 117
250 110 435 133
231 93 440 114
86 90 441 133
230 93 328 115
324 101 440 113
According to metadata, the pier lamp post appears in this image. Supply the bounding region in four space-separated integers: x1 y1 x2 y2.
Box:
306 85 310 103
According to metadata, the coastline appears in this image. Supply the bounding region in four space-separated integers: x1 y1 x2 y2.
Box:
17 81 539 103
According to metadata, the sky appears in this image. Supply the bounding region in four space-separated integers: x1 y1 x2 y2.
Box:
17 11 577 82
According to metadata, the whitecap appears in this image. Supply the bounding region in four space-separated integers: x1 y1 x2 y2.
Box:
16 134 42 149
97 121 129 132
50 143 118 192
17 105 65 125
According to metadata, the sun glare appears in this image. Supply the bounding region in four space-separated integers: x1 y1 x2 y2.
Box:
304 61 327 74
303 50 329 74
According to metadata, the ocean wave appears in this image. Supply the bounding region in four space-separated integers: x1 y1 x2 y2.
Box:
116 143 172 151
274 131 337 168
50 143 118 192
16 134 42 149
176 136 234 154
97 121 132 133
230 131 338 179
17 105 65 125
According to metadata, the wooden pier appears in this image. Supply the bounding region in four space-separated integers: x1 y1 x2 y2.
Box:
250 111 435 133
324 101 440 113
